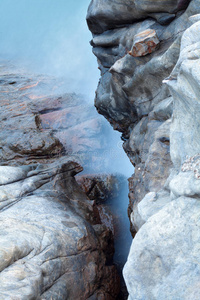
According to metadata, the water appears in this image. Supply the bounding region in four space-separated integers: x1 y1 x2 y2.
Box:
0 0 98 99
0 0 133 297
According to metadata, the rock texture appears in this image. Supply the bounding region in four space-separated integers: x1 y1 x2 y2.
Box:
129 29 160 57
87 0 190 34
0 66 109 170
0 65 120 299
76 174 119 201
88 0 200 298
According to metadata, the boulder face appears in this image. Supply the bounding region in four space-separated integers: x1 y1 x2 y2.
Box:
87 0 191 34
87 0 200 298
0 65 121 299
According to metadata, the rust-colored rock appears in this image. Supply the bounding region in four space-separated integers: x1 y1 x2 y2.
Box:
129 29 160 57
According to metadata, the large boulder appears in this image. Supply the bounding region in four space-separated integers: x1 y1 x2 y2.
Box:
0 158 120 299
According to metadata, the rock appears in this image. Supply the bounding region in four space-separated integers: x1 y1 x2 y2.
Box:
88 0 200 298
166 20 200 170
123 197 200 300
124 11 200 300
0 65 121 299
0 158 120 299
87 0 191 34
134 0 191 15
129 29 160 57
170 170 200 198
149 96 173 121
88 0 200 233
0 66 113 172
131 190 171 231
76 174 119 201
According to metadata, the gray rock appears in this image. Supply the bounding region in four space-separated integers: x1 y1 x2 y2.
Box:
88 0 200 299
124 197 200 300
170 154 200 198
131 190 171 231
0 158 120 299
124 13 200 300
87 0 191 34
0 66 120 299
167 20 200 170
88 0 200 237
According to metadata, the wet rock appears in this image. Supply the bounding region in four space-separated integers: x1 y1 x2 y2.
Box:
0 67 109 169
76 174 119 201
129 29 160 57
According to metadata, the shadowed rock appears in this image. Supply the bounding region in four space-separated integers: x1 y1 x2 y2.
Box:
88 0 200 298
87 0 191 34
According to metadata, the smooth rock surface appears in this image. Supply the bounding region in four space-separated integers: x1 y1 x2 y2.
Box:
124 197 200 300
87 0 191 34
0 158 120 299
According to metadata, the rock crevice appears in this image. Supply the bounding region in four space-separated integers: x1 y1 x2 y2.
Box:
87 0 200 298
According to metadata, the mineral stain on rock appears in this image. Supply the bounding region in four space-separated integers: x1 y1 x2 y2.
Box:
129 29 160 57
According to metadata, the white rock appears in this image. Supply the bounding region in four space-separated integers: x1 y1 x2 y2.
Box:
124 197 200 300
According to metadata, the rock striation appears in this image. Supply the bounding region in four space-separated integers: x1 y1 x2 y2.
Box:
87 0 200 298
0 65 120 299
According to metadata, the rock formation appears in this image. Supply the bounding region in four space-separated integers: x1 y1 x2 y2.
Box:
87 0 200 298
0 65 120 299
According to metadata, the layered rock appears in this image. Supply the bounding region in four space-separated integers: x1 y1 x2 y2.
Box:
0 65 120 299
88 0 200 298
0 159 120 299
87 0 190 34
0 66 108 170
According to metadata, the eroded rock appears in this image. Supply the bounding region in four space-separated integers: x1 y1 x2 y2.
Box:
87 0 191 34
0 66 121 299
125 10 200 300
88 0 200 298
